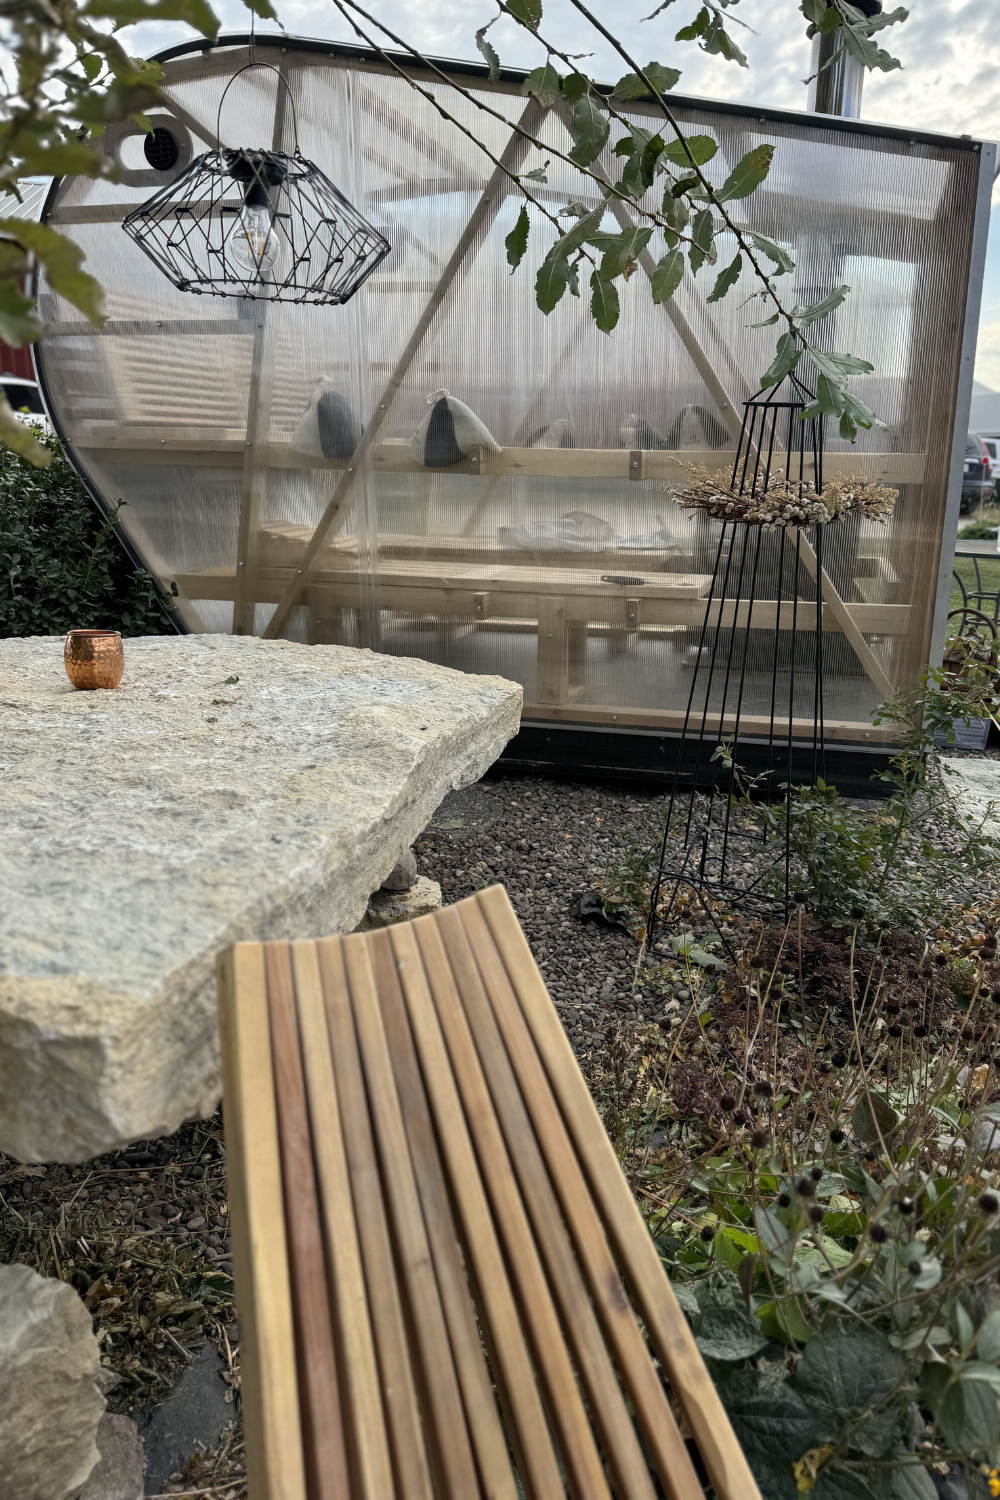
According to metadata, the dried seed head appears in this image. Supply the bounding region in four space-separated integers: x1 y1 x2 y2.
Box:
907 1259 923 1276
831 1051 848 1068
777 1192 791 1208
753 1080 774 1099
830 1128 845 1144
796 1176 816 1198
935 953 948 967
699 1224 716 1242
869 1223 889 1243
750 1127 770 1149
793 891 809 905
808 1204 825 1224
898 1196 915 1215
719 1092 737 1113
888 1025 903 1038
962 1025 976 1041
809 1165 823 1181
914 1025 929 1039
851 906 866 921
992 990 1000 1003
979 1192 1000 1215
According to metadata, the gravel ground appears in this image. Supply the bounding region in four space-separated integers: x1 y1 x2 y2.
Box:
415 774 707 1049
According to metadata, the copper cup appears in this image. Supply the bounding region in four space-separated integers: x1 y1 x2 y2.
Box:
64 629 125 690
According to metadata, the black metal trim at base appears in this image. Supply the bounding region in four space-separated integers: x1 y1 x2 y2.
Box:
495 721 898 800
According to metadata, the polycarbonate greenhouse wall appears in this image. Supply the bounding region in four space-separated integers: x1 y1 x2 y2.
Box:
35 36 994 747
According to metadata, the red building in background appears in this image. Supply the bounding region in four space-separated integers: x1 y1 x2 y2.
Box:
0 339 34 381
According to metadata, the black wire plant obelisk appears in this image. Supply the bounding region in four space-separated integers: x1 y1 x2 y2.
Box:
644 375 828 954
123 62 390 305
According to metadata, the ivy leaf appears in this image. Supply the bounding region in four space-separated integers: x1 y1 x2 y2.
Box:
651 247 684 304
505 205 530 271
817 5 844 34
0 397 50 465
561 72 590 101
676 6 709 40
800 0 828 23
1 221 105 326
890 1460 938 1500
523 161 549 182
744 229 795 274
547 203 605 262
938 1376 1000 1457
590 270 620 333
0 278 45 348
83 0 221 36
522 61 562 104
535 257 570 313
610 60 681 99
841 25 902 73
851 1091 898 1145
475 27 501 81
688 208 715 273
975 1308 1000 1363
661 134 717 167
813 1472 877 1500
590 226 652 279
808 346 876 381
796 1321 904 1417
723 1368 823 1461
506 0 542 28
707 251 742 303
760 332 801 389
569 94 610 167
792 284 850 327
716 144 775 202
696 1305 769 1361
866 6 909 36
702 15 748 66
661 191 689 234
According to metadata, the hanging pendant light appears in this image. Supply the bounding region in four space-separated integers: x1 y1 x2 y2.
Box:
122 63 390 305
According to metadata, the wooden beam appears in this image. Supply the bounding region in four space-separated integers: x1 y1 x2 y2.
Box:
520 701 900 743
261 95 547 640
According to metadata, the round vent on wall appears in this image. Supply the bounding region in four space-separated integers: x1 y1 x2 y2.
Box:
143 127 180 172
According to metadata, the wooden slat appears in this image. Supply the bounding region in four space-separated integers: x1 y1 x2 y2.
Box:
340 934 480 1500
408 916 612 1500
216 944 307 1500
435 905 665 1500
453 898 705 1500
315 938 435 1500
263 944 349 1500
72 434 926 486
474 887 763 1500
290 941 394 1500
388 921 565 1500
366 930 519 1500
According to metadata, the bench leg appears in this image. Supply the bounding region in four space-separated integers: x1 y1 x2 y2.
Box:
537 601 587 704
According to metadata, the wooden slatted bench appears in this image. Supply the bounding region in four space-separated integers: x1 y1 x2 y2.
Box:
217 885 759 1500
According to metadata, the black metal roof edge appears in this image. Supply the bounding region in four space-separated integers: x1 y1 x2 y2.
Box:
151 31 990 156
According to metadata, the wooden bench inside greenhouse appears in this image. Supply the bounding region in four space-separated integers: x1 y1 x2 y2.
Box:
217 885 760 1500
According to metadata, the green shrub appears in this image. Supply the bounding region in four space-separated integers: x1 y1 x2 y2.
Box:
0 426 176 637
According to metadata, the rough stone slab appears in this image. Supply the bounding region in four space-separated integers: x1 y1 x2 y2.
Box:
0 1263 105 1500
133 1343 233 1495
0 636 521 1161
939 756 1000 835
357 875 443 930
78 1414 144 1500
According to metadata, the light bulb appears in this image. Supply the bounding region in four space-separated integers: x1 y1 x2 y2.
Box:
231 202 278 274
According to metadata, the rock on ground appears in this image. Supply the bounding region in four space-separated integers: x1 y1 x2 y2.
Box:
357 875 443 929
0 636 521 1161
940 755 1000 836
380 846 418 891
78 1414 144 1500
134 1343 233 1496
0 1263 105 1500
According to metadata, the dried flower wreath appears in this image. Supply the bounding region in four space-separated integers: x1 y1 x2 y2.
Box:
673 465 898 529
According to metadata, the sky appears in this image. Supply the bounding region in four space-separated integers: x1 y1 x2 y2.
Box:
114 0 1000 389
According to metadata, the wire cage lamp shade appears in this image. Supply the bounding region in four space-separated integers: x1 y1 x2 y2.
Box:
644 378 829 948
122 64 390 305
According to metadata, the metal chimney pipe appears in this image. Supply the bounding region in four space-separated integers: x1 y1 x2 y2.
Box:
806 0 882 118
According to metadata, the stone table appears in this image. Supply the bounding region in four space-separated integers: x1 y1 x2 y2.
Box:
0 636 521 1161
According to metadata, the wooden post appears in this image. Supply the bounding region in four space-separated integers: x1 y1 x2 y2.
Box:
262 95 547 639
